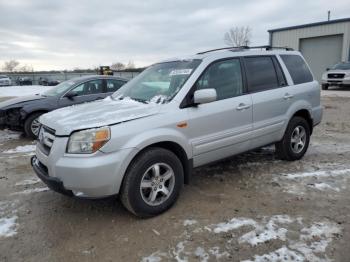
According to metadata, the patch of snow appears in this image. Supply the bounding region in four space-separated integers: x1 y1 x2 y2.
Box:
208 247 230 260
4 145 36 154
308 182 340 192
213 217 257 233
141 251 168 262
242 246 304 262
281 168 350 179
0 129 21 143
172 241 189 262
0 216 18 237
142 215 341 262
15 177 41 186
183 219 198 226
0 85 50 97
274 166 350 195
12 187 49 195
238 215 293 246
194 247 209 262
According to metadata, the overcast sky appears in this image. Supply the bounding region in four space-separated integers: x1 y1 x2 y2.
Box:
0 0 349 71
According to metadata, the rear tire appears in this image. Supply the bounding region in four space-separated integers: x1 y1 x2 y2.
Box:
24 112 44 139
120 147 184 218
322 84 329 90
275 116 310 161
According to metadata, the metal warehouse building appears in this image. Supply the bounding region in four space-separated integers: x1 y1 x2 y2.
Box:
268 17 350 81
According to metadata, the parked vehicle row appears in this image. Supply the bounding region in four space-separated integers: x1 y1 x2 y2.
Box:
0 76 62 86
38 77 60 86
321 61 350 90
0 75 128 138
28 46 322 217
0 75 11 86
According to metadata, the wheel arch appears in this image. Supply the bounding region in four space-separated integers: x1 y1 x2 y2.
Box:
22 109 49 123
123 141 193 187
291 109 313 134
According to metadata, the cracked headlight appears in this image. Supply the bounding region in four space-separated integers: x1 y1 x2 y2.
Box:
67 127 110 154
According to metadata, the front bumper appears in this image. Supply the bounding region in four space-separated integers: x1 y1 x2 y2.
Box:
31 156 73 196
321 77 350 86
33 136 136 198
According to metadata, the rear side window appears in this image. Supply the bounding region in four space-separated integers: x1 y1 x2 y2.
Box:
280 55 313 85
244 56 279 93
107 79 126 92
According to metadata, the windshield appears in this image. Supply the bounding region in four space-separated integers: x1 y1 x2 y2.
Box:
43 80 76 96
332 62 350 70
111 59 201 104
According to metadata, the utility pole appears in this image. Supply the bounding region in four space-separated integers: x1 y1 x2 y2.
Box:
327 10 331 21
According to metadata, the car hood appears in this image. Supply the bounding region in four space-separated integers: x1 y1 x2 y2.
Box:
0 95 45 109
40 97 162 136
326 69 350 75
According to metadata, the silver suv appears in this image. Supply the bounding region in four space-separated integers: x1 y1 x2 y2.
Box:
32 46 322 217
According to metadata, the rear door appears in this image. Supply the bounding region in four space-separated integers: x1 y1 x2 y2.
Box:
243 56 290 147
58 79 105 107
187 58 253 167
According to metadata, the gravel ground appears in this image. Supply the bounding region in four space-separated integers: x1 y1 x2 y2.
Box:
0 94 350 262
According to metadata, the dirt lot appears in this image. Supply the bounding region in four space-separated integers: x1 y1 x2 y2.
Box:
1 94 350 262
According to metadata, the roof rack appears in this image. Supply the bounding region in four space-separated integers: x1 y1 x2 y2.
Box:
196 45 293 55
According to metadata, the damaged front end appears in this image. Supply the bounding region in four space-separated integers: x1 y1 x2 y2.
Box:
0 108 23 131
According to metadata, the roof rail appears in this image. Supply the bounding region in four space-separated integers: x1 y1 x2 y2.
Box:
196 45 293 55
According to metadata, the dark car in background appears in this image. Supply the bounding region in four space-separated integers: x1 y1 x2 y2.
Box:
0 75 127 138
16 77 33 86
38 77 60 86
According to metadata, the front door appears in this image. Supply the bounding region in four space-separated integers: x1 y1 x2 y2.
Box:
58 79 106 107
187 58 253 167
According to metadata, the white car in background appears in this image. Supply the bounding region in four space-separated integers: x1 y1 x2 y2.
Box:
321 62 350 90
0 75 11 86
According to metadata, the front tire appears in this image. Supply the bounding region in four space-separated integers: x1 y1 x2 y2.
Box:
322 84 329 90
24 112 43 139
120 147 184 218
275 116 310 161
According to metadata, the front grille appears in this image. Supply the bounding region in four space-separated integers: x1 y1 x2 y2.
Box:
328 73 345 79
38 126 56 155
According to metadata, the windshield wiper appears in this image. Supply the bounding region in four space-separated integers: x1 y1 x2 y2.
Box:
130 97 148 104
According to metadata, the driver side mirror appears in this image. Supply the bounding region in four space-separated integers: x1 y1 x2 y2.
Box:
65 91 78 99
193 89 217 105
326 68 330 71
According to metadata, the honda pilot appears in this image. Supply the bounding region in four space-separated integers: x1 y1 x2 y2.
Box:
32 46 322 217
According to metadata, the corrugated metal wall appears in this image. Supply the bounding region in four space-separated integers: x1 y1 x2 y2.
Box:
271 21 350 61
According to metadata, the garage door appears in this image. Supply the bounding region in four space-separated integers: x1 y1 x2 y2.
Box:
300 34 343 82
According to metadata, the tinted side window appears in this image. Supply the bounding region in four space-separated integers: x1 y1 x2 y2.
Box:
71 80 103 96
280 55 313 85
195 59 243 101
107 79 126 92
245 56 278 93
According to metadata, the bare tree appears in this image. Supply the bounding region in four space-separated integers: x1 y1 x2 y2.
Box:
126 60 135 69
2 60 20 72
111 62 125 71
18 64 33 72
224 26 252 47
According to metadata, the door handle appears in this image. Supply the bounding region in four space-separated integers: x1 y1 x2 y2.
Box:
283 93 294 100
236 103 251 111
